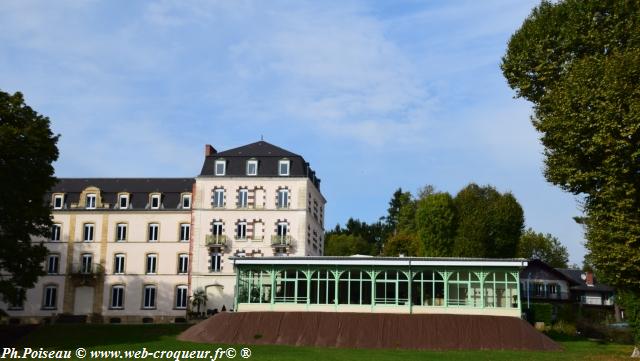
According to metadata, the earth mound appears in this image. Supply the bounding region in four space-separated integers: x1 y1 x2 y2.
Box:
178 312 561 351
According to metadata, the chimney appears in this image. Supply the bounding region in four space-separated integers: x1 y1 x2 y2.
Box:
586 272 594 287
204 144 217 157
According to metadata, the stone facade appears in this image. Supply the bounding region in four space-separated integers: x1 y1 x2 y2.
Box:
0 141 325 323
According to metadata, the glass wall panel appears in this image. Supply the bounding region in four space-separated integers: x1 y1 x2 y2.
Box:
274 270 307 303
338 270 371 305
310 270 335 304
447 271 480 307
375 270 408 305
483 271 519 308
411 270 445 306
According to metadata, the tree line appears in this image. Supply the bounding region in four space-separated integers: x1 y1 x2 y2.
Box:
325 183 569 268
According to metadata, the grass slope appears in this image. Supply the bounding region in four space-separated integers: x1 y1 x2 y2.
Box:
13 324 634 361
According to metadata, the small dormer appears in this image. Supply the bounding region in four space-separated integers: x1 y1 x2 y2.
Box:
278 158 290 176
52 193 65 210
149 193 162 210
215 159 226 176
117 192 130 210
181 192 192 209
246 158 258 176
78 187 104 209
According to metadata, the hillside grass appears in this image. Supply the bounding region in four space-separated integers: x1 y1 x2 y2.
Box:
11 323 635 361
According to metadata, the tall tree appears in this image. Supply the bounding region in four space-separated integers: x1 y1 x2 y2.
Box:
517 228 569 268
0 90 59 306
502 0 640 348
502 0 640 287
415 192 457 257
385 188 413 233
452 184 524 258
489 193 525 258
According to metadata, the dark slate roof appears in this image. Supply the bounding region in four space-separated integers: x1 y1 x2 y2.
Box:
557 268 615 292
199 141 321 189
51 178 194 210
521 259 578 284
216 141 300 157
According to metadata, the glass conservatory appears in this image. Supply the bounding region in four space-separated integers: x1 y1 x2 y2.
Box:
233 257 527 318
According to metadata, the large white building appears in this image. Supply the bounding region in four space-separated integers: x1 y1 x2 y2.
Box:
1 141 325 323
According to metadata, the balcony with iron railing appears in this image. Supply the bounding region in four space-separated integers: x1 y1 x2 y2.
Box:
68 263 105 286
205 234 228 248
271 235 294 247
525 290 571 301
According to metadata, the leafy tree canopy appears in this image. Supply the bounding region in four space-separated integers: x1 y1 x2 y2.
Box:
382 231 424 257
415 192 456 257
517 228 569 268
324 233 372 256
453 184 524 258
0 90 59 305
502 0 640 289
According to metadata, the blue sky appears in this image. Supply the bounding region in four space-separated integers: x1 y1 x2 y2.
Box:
0 0 587 265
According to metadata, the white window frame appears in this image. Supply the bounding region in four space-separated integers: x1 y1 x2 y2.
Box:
81 253 93 274
212 221 223 236
246 159 258 176
238 189 248 208
277 189 289 209
278 159 290 176
43 285 57 309
47 254 59 274
110 285 124 309
114 254 125 274
118 194 129 209
83 224 94 242
180 224 190 242
178 254 189 274
215 160 226 176
150 194 161 210
146 254 157 274
143 285 156 309
175 285 188 309
210 252 222 272
236 221 247 240
51 224 61 241
182 194 191 209
116 223 127 242
213 189 225 208
53 194 64 209
277 222 288 237
148 223 159 242
86 194 97 209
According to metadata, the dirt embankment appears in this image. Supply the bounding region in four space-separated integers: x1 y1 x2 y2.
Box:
178 312 561 351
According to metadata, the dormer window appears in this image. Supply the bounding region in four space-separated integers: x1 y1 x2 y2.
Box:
246 159 258 176
86 194 97 209
118 194 129 209
53 194 64 209
278 159 290 176
182 194 192 209
150 194 161 209
215 160 226 176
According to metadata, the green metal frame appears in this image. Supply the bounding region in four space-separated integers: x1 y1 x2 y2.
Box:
235 264 522 314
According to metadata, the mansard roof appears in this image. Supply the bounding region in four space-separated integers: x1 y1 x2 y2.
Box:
50 178 194 210
199 141 321 189
215 141 301 157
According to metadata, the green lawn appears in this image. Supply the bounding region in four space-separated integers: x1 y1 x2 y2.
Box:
11 324 634 361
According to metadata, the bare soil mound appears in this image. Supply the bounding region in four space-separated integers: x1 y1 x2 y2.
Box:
178 312 561 351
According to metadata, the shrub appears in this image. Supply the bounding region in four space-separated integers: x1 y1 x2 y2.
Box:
531 303 553 324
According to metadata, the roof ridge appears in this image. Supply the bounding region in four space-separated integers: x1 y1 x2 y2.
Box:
215 141 301 157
